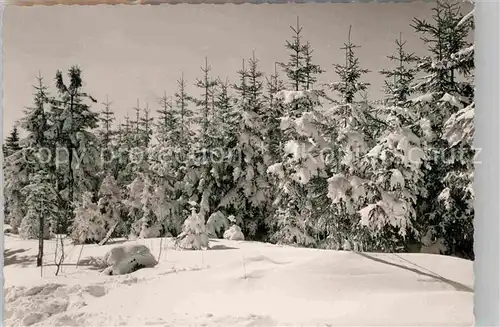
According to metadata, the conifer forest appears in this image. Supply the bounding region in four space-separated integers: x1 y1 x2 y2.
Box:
3 0 475 262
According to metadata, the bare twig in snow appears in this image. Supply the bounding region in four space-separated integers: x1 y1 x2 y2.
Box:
241 254 247 279
99 222 118 246
76 244 85 269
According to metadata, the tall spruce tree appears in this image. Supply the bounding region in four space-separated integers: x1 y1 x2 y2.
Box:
321 26 375 250
5 73 51 233
410 0 474 258
268 22 326 245
232 54 270 237
50 66 99 232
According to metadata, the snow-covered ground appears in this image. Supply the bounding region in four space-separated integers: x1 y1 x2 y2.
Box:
4 232 473 327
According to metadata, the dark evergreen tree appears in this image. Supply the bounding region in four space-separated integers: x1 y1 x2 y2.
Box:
278 17 324 116
263 63 286 162
379 33 418 106
303 41 325 90
5 73 51 233
156 91 176 145
141 103 154 147
193 58 218 146
278 17 307 92
98 95 115 149
233 53 270 238
4 124 22 158
329 25 370 105
410 0 475 258
132 99 142 148
174 74 195 154
49 66 99 232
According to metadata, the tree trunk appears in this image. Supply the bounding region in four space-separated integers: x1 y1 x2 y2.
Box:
98 222 119 246
37 214 44 267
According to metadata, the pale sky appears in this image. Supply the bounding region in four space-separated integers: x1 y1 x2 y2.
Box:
3 2 472 139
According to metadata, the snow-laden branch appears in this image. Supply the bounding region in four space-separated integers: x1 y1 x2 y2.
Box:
457 9 474 27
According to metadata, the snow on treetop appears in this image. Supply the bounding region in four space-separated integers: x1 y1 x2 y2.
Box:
275 90 319 105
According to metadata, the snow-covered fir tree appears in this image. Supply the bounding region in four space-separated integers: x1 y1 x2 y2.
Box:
323 26 374 250
3 124 23 227
4 5 476 260
176 206 210 250
410 0 475 258
5 73 52 233
191 58 239 238
19 172 59 239
436 4 475 259
136 174 162 238
96 175 123 239
49 66 100 232
208 77 241 222
71 191 106 243
268 19 326 246
347 33 429 252
230 54 271 238
122 173 146 238
19 171 59 269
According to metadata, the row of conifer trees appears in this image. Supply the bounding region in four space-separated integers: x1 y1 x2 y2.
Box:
3 0 475 259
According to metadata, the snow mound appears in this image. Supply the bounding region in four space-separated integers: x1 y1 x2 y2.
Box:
102 244 158 275
223 225 245 241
